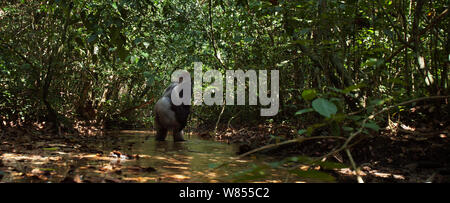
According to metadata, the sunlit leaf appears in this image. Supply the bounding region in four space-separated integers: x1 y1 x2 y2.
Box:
343 83 365 94
43 147 59 151
111 2 118 10
369 99 385 106
301 89 317 101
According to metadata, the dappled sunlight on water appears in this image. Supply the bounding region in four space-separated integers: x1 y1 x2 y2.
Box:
0 130 303 183
99 131 250 182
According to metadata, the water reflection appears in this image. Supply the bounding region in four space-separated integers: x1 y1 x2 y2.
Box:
1 130 303 183
154 141 188 153
98 131 259 182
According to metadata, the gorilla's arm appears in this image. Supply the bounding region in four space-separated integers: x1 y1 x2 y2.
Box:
172 105 190 129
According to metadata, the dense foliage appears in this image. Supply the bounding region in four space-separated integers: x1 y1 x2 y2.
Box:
1 0 448 127
1 0 449 182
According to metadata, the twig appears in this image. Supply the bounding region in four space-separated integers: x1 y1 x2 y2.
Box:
212 96 449 180
425 172 437 183
345 148 364 183
238 136 346 159
343 95 449 149
212 136 346 170
322 95 449 182
227 111 241 129
213 101 226 135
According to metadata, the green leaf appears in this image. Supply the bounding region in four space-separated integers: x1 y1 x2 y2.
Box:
208 163 219 168
232 165 269 182
328 87 343 93
21 64 31 70
297 129 307 135
383 30 393 39
295 108 314 115
244 37 254 42
112 2 118 10
39 168 55 171
362 122 380 131
312 98 337 118
288 155 314 164
366 58 384 68
349 115 364 121
299 28 311 35
268 162 282 168
343 127 354 131
133 37 143 45
290 157 299 162
369 99 385 106
366 58 378 66
140 51 149 58
304 123 326 136
43 147 59 151
301 89 317 101
87 34 97 43
342 83 365 94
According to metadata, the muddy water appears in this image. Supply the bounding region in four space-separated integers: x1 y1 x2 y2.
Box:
95 130 256 182
0 130 301 183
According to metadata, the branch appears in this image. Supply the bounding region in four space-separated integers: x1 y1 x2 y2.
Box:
238 136 346 159
227 111 241 129
213 101 226 135
315 95 450 181
211 136 347 170
385 8 448 63
0 42 39 70
343 95 450 149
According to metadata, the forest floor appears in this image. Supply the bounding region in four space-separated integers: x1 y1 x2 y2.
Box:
209 110 450 183
211 124 450 183
1 110 449 183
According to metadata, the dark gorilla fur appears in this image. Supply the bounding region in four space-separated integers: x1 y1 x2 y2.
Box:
154 81 191 141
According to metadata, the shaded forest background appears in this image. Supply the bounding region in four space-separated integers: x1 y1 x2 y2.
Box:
0 0 449 182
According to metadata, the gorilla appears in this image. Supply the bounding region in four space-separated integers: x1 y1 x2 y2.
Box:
154 75 191 141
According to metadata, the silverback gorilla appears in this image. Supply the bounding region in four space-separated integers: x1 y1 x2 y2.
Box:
154 76 191 141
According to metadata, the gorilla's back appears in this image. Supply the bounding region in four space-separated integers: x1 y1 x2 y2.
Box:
154 96 180 130
154 82 190 130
